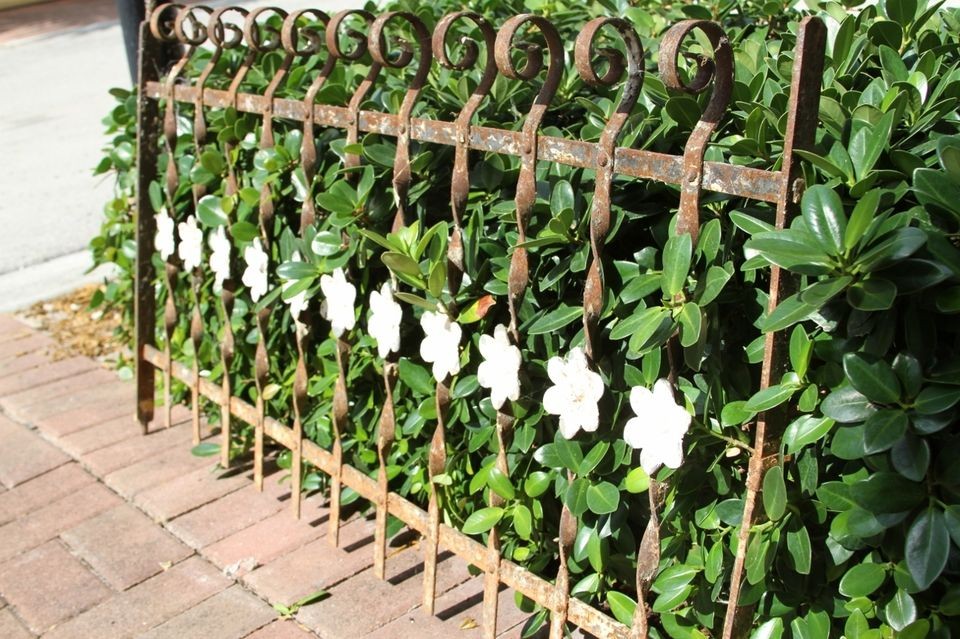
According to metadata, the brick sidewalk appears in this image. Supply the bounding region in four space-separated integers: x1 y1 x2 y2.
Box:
0 314 537 638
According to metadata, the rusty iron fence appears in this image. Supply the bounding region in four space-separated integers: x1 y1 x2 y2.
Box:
132 3 826 638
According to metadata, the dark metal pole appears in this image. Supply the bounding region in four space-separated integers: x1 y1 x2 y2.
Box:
115 0 145 84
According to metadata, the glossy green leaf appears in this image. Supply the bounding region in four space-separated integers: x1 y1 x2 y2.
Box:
906 508 949 590
461 507 505 535
487 467 515 501
884 589 917 632
586 481 620 515
564 478 590 517
677 302 702 347
843 353 901 404
863 409 908 453
527 305 582 335
783 415 834 452
625 466 650 494
786 525 811 574
851 472 925 514
197 195 228 227
914 385 960 414
745 384 797 413
759 294 816 333
802 185 847 255
821 386 876 423
847 278 897 311
762 465 787 521
606 591 637 627
513 504 532 540
840 563 886 598
661 233 692 297
381 252 421 277
524 471 551 498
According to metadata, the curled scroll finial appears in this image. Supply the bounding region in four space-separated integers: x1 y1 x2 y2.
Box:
207 6 248 50
173 5 210 46
658 19 733 243
368 12 431 84
574 17 644 116
368 12 431 231
327 10 378 176
494 14 563 101
326 9 374 61
244 7 287 53
658 19 733 116
149 3 183 42
433 11 496 76
281 9 329 56
434 11 496 297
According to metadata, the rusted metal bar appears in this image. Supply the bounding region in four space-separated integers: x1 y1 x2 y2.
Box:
143 83 783 203
284 8 332 522
722 17 826 639
491 14 567 638
152 4 193 433
433 11 499 634
134 8 164 435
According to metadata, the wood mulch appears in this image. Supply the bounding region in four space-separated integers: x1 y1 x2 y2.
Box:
16 284 127 365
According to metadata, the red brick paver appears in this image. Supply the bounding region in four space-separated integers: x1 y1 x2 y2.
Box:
244 619 318 639
295 547 473 638
204 508 328 577
0 354 93 396
43 557 230 639
0 607 33 639
0 540 112 634
138 585 276 639
167 471 289 549
0 462 94 525
0 481 120 562
61 503 193 590
0 413 68 487
135 462 252 523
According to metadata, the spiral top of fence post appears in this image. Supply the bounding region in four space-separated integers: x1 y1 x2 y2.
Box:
281 8 329 57
149 3 183 42
244 7 287 53
658 19 733 244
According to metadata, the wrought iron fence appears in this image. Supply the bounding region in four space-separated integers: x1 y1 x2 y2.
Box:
132 3 826 637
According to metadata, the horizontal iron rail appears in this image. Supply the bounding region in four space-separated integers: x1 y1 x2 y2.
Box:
142 343 631 639
143 82 783 204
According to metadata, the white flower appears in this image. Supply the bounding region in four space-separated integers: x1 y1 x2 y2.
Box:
177 215 203 271
208 226 230 292
155 210 175 260
419 310 462 381
477 324 521 410
319 268 356 337
242 238 269 302
623 378 692 475
368 282 402 359
281 251 309 320
543 347 604 439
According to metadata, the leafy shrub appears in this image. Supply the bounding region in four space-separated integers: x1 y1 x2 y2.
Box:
91 0 960 636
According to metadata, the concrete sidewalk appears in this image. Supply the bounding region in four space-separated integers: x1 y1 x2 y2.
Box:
0 314 536 638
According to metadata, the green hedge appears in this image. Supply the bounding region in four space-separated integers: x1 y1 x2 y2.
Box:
91 0 960 636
